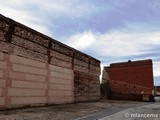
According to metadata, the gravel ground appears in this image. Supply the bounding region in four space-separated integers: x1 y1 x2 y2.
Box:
0 100 151 120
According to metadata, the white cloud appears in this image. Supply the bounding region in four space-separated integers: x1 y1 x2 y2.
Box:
65 31 96 50
95 31 160 57
0 0 160 79
0 1 52 36
153 61 160 77
0 0 97 20
0 0 97 37
65 26 160 77
65 29 160 57
37 0 97 18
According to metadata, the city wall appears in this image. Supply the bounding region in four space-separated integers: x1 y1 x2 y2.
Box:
0 14 101 109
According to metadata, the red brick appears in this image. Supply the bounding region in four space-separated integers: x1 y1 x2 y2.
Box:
103 59 154 101
110 60 153 88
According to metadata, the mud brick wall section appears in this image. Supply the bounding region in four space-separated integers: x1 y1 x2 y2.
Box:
0 14 101 109
74 53 101 102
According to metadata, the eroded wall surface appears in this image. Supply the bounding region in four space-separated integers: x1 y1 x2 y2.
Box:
0 14 100 109
74 54 101 102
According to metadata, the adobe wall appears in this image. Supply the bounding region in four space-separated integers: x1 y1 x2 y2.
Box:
0 14 101 109
102 60 154 101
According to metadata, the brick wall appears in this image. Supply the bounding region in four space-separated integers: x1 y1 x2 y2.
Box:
0 14 100 109
102 60 154 101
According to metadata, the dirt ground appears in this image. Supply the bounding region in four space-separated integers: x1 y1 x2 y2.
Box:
0 100 149 120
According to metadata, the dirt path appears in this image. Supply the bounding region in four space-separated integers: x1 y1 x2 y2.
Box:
0 100 152 120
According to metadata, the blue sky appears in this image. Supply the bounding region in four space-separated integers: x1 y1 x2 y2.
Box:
0 0 160 85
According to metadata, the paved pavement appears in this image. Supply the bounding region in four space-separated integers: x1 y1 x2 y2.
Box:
75 102 151 120
0 100 147 120
76 97 160 120
155 97 160 102
99 102 160 120
0 98 159 120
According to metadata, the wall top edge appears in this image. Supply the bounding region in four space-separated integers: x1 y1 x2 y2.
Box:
0 14 100 63
110 59 152 67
